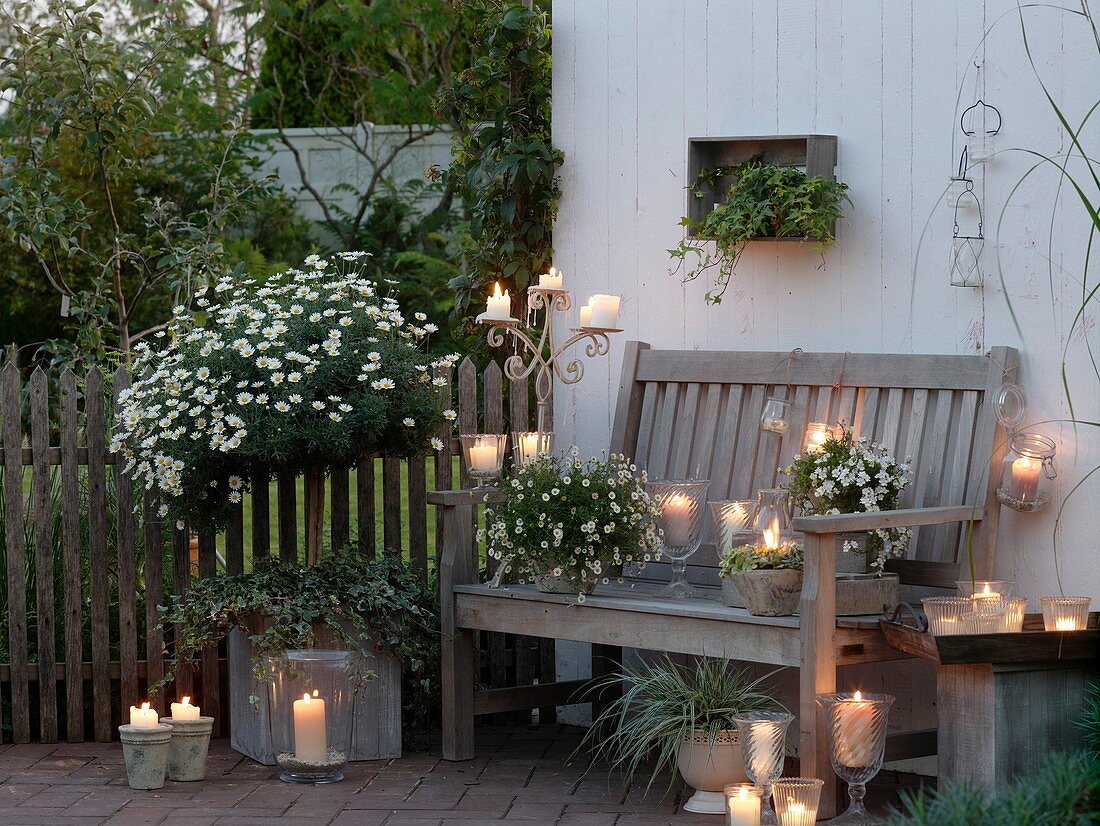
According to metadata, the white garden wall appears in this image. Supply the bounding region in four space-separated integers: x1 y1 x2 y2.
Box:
551 0 1100 603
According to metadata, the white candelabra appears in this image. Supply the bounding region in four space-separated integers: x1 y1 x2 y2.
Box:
477 278 621 434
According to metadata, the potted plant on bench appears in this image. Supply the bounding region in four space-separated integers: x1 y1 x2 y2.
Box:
481 451 663 597
719 534 806 617
577 655 782 814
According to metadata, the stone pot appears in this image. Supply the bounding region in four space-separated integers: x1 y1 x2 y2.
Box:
161 716 214 781
676 729 749 814
723 569 804 616
118 724 173 790
837 532 872 573
534 571 597 595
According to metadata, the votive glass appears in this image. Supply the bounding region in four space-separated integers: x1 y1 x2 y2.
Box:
999 598 1028 633
459 433 507 488
511 430 553 467
817 692 895 825
955 580 1016 600
921 596 973 635
734 711 793 825
710 500 755 556
724 783 765 826
802 422 840 454
1040 596 1092 631
772 778 822 826
646 479 711 599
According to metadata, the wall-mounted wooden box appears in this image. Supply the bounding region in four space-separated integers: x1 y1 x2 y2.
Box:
685 134 838 238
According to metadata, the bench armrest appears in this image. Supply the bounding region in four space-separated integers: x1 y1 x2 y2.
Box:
426 488 508 507
792 505 984 534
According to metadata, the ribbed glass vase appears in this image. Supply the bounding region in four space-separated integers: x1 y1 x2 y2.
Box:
733 712 793 826
816 692 895 825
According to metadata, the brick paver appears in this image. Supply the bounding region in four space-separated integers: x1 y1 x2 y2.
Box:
0 725 917 825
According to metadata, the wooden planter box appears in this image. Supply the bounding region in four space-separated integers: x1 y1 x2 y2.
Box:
228 614 402 765
881 612 1099 791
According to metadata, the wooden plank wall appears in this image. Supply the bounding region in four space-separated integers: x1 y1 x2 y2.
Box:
0 356 541 743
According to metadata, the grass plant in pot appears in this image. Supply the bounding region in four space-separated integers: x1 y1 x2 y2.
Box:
480 451 662 597
577 656 781 814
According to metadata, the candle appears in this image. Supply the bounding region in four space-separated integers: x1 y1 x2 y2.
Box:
293 691 328 762
129 702 160 729
588 294 621 328
468 439 500 473
481 282 514 322
833 691 878 768
579 302 593 328
726 785 762 826
762 415 790 435
1009 455 1042 501
802 423 834 454
538 267 563 289
972 583 999 600
660 493 694 546
780 801 815 826
1055 618 1079 631
170 696 200 720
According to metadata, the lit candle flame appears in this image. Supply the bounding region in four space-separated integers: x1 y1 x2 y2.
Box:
302 693 312 703
492 282 503 298
312 689 320 697
853 690 862 702
141 701 150 711
548 266 557 277
762 518 780 549
181 696 190 706
1055 618 1078 631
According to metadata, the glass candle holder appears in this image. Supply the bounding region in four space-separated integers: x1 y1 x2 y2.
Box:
734 712 793 826
817 692 895 826
724 783 765 826
996 433 1056 513
999 598 1028 633
1040 596 1092 631
802 422 840 454
645 479 710 599
264 650 362 784
968 134 996 163
772 778 823 826
710 500 755 556
955 579 1016 600
761 397 793 435
460 433 507 488
922 596 974 635
511 430 553 467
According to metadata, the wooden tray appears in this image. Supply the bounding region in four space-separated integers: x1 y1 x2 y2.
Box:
879 611 1100 666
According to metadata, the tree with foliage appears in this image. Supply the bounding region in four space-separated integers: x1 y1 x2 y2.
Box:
436 0 561 323
0 0 310 365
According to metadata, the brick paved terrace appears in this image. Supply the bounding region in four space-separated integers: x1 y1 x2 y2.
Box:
0 725 922 826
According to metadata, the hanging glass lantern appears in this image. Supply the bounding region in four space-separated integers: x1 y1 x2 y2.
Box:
996 432 1056 513
761 396 793 435
950 189 984 288
961 99 1002 164
802 423 841 454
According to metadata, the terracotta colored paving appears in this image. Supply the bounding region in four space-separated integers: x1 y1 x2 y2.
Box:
0 725 919 825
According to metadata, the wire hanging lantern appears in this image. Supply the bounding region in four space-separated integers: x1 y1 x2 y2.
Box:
949 188 984 288
961 98 1002 164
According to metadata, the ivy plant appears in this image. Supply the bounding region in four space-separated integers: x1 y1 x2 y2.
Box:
669 158 850 304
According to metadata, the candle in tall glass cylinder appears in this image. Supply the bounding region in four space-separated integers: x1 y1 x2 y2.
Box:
660 493 694 546
292 691 327 762
833 691 878 767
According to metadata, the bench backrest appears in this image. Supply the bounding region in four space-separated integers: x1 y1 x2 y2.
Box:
610 342 1018 589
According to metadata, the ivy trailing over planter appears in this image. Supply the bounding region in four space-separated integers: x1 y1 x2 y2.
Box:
669 157 850 304
436 1 562 326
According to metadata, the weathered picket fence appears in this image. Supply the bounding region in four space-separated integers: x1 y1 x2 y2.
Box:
0 356 550 744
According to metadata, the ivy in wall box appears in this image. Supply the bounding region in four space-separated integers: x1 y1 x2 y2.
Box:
669 157 850 304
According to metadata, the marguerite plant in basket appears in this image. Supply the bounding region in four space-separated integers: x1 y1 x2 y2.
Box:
782 429 912 572
111 253 457 534
480 451 663 598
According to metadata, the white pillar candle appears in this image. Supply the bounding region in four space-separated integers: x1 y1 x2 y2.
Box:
1009 455 1042 501
293 691 327 763
833 691 878 768
588 294 621 328
579 302 593 327
780 801 815 826
727 786 762 826
468 440 499 472
170 696 200 720
538 267 563 289
129 702 160 729
660 493 693 546
517 433 540 464
481 282 514 321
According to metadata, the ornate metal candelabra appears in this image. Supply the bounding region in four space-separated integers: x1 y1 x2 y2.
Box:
479 286 621 434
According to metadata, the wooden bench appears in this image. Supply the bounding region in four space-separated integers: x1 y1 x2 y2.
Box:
430 342 1017 813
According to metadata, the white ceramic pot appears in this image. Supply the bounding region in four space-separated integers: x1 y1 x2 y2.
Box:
676 729 749 814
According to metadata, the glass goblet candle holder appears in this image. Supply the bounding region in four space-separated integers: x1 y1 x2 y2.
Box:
511 430 553 467
459 433 507 488
645 479 711 599
724 783 765 826
922 596 974 635
1040 596 1092 631
772 778 823 826
734 711 793 826
264 650 362 784
816 692 895 826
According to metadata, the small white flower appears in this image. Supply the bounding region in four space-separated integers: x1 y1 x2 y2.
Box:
403 417 416 427
431 437 445 451
443 409 457 421
371 378 396 390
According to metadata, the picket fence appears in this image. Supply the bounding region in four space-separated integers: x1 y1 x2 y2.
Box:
0 357 550 743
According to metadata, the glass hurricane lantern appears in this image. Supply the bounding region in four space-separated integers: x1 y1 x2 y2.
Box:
645 479 711 599
459 433 507 489
816 692 895 825
734 711 794 826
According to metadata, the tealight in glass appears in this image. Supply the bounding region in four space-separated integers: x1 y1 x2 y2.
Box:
1040 596 1092 631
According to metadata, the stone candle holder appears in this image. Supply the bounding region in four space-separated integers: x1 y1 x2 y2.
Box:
118 723 173 790
161 716 215 781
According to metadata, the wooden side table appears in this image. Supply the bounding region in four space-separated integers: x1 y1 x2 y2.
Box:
881 612 1099 792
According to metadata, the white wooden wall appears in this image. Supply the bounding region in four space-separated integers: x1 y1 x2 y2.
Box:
551 0 1100 604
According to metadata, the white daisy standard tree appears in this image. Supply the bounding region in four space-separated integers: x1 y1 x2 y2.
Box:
112 253 457 561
